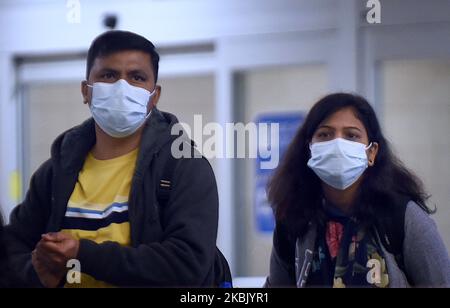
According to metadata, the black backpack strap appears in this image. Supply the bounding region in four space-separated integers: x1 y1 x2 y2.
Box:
154 140 233 288
376 195 410 277
156 150 178 208
156 138 194 207
215 247 233 288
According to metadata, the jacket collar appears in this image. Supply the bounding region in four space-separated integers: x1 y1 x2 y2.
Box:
50 108 180 174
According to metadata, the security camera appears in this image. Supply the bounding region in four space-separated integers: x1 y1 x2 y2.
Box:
103 14 118 29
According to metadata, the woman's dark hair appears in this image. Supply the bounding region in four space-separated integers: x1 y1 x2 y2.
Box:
86 30 160 82
268 92 432 237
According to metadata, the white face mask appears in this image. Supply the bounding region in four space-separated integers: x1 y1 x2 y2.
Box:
87 79 155 138
307 138 372 190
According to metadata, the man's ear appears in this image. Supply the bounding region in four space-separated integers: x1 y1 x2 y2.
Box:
81 80 90 105
148 85 161 111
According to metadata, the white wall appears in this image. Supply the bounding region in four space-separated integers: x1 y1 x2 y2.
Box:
238 64 328 275
0 0 337 53
382 59 450 250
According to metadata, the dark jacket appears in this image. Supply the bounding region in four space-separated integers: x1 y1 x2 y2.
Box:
4 109 219 287
0 215 22 287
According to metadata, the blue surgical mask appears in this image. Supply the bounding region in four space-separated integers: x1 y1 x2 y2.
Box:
307 138 372 190
87 79 155 138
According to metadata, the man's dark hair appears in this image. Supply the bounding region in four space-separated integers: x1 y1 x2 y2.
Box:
86 30 160 82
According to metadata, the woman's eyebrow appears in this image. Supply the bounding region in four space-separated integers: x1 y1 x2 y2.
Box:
344 126 363 132
317 125 334 130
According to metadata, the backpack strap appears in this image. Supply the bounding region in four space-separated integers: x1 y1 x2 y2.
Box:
215 247 233 288
156 150 178 208
156 139 193 207
154 140 233 288
376 194 410 278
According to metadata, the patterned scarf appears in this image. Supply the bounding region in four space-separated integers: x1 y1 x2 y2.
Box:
307 204 389 288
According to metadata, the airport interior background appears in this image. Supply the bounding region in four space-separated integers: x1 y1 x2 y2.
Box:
0 0 449 286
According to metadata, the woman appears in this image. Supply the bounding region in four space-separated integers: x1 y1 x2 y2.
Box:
266 93 450 288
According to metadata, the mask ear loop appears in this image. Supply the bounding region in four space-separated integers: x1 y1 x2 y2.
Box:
84 83 93 103
145 87 157 119
366 142 374 165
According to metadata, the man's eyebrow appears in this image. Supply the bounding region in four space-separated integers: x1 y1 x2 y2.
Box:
97 68 120 74
128 69 149 76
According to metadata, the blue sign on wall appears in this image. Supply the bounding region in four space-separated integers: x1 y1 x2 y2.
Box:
254 112 304 233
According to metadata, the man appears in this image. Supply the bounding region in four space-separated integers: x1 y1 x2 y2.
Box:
4 31 220 287
0 214 13 287
0 214 8 287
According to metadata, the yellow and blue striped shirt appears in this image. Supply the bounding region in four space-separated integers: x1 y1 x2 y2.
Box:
61 148 138 287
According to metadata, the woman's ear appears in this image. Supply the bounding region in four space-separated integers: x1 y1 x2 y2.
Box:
367 142 379 166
